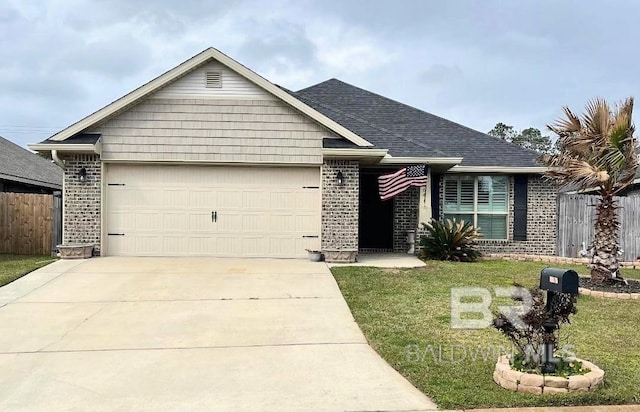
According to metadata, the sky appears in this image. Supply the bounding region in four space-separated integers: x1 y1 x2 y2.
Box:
2 0 640 149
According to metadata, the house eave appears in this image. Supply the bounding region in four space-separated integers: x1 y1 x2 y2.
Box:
322 148 388 159
378 156 463 165
448 166 549 174
0 172 61 190
29 142 102 155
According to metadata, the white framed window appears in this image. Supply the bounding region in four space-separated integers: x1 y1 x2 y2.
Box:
443 175 509 240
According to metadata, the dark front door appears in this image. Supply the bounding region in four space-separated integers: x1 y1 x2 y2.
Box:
359 172 394 249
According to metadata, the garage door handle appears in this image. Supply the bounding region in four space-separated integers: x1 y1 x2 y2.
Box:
212 211 217 222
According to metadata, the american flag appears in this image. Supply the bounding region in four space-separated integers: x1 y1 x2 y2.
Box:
378 165 428 201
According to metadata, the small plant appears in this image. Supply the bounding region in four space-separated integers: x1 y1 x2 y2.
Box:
493 284 578 373
418 218 482 262
510 353 589 377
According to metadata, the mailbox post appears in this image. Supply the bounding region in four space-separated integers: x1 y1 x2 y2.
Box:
539 268 579 374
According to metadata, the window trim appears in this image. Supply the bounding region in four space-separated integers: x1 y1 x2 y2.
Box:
442 175 509 240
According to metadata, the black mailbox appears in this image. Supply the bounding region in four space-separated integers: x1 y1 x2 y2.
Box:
539 268 579 295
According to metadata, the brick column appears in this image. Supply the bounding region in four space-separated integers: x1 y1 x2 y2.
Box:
63 154 101 253
393 187 419 252
321 160 359 253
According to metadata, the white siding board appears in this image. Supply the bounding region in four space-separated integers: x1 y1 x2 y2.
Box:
152 61 275 100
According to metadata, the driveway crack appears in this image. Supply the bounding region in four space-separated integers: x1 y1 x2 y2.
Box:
37 304 107 352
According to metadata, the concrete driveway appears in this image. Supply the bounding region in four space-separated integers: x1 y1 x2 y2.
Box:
0 257 436 412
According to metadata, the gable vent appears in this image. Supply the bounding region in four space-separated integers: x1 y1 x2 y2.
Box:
205 71 222 88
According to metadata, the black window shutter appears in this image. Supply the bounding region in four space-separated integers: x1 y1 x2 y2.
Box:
431 174 441 220
513 176 528 241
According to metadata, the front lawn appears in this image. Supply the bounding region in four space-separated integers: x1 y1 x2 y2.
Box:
0 254 57 288
331 260 640 409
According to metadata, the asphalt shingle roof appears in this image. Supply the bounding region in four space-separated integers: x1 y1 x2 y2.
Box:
38 133 101 145
294 79 539 167
0 136 62 189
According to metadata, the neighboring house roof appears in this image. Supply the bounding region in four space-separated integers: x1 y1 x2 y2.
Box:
294 79 540 167
42 48 371 148
0 136 62 190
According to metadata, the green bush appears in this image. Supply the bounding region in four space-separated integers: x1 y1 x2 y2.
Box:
418 218 482 262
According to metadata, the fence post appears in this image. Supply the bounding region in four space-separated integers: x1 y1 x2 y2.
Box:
51 191 62 256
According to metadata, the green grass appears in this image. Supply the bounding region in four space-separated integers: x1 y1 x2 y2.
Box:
331 260 640 409
0 254 57 288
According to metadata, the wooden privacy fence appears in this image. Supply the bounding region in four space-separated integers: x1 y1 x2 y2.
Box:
0 192 62 255
557 193 640 262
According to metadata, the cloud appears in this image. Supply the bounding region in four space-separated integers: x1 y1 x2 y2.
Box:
420 64 464 85
52 37 152 79
1 0 640 150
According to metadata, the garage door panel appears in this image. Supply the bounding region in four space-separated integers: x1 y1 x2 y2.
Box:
106 165 320 257
163 213 191 233
162 190 190 209
189 190 215 209
134 212 162 232
189 213 217 233
217 190 243 209
297 215 321 233
106 211 133 232
215 236 243 256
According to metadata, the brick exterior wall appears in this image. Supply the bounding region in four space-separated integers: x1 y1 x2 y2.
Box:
393 187 419 252
63 154 101 252
437 175 557 255
321 160 359 251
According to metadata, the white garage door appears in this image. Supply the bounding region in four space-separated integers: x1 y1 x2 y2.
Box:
105 164 321 258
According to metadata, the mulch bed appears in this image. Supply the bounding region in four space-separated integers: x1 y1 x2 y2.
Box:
579 276 640 293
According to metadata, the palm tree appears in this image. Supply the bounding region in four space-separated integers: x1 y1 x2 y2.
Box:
541 98 639 284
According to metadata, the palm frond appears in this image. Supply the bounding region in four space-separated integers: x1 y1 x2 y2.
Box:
545 97 639 194
545 157 606 189
582 98 610 145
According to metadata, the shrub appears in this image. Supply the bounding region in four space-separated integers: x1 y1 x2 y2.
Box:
493 284 578 373
419 218 482 262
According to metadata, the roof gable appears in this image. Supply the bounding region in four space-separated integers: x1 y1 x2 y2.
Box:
47 48 372 147
151 61 273 100
0 136 62 189
295 79 539 167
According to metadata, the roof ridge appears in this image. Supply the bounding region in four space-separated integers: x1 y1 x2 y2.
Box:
295 86 448 156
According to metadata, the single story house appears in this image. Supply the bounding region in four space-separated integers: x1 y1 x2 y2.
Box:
0 135 62 193
30 47 556 260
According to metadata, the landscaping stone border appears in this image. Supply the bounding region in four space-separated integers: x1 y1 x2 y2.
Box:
484 254 640 299
493 355 604 394
578 287 640 300
483 253 639 269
